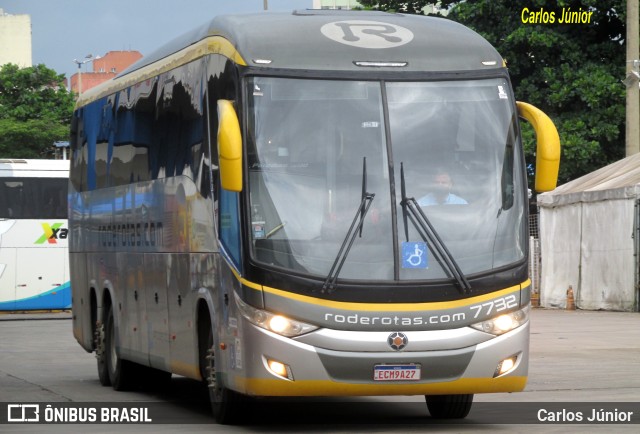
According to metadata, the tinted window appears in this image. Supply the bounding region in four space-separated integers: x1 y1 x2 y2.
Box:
0 177 68 219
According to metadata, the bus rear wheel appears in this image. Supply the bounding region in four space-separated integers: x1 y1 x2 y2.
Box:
426 394 473 419
104 304 136 391
95 319 110 387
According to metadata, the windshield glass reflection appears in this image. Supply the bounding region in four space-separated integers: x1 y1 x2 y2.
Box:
246 78 393 280
387 79 525 279
245 77 526 282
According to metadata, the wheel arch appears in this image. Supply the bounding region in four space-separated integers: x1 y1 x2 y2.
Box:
196 295 214 381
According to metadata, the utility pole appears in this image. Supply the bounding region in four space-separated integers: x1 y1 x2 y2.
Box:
625 0 639 156
72 54 96 98
264 0 268 10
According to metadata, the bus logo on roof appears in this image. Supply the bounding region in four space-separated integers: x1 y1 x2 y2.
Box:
321 20 414 49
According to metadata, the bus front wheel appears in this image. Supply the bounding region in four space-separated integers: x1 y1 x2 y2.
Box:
426 394 473 419
203 326 244 424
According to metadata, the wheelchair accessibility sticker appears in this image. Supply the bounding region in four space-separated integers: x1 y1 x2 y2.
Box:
402 241 428 269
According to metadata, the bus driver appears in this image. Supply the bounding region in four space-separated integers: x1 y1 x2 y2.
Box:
418 170 467 206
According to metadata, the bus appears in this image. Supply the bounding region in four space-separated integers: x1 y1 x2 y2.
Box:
69 10 560 422
0 159 70 310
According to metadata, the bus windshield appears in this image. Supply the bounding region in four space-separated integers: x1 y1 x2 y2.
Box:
246 76 525 282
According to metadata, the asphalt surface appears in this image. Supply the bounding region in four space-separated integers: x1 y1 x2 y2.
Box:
1 307 639 433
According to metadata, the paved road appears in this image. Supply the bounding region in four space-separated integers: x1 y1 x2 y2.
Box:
0 308 639 433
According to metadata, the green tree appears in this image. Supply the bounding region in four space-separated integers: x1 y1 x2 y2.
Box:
357 0 431 14
359 1 626 185
437 0 626 185
0 63 74 158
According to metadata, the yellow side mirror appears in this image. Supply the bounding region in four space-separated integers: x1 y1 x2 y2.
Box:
516 101 561 192
217 99 243 192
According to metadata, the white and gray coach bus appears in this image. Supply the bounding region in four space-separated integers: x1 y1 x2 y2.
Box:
69 10 560 423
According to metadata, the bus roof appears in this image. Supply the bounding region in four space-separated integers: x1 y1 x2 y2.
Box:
77 10 503 106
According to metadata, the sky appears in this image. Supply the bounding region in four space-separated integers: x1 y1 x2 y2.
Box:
0 0 311 79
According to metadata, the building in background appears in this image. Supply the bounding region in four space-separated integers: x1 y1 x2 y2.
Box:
70 50 142 95
0 9 32 67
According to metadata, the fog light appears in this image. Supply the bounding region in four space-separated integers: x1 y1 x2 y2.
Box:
494 355 518 377
267 358 293 380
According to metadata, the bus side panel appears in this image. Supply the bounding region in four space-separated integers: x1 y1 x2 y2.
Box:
116 252 149 366
62 244 71 308
0 220 17 310
15 246 67 309
167 252 199 378
144 253 171 371
0 246 17 310
68 53 228 374
70 252 93 352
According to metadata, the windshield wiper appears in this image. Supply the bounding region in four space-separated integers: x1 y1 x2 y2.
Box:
399 163 472 294
322 157 375 294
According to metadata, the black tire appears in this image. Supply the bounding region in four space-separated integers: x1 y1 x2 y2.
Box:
95 319 110 386
104 304 135 391
202 324 244 424
426 394 474 419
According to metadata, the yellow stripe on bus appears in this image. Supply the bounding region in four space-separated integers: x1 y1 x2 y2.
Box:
236 376 527 396
230 266 530 312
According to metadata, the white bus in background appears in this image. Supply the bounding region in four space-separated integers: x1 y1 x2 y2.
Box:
0 159 70 310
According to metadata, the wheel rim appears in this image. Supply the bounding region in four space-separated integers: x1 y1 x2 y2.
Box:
94 322 105 361
205 333 222 402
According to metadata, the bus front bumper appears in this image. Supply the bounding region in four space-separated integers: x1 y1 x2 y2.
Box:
224 319 529 397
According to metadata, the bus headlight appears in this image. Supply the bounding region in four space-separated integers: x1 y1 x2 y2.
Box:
234 292 318 337
470 305 530 335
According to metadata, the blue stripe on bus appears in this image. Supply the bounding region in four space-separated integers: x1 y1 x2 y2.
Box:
0 281 71 311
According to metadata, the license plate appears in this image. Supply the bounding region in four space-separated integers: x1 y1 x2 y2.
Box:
373 364 421 381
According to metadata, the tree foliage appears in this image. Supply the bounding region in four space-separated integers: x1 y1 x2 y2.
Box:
0 64 74 158
357 0 431 14
438 0 626 185
361 1 627 185
0 118 69 159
